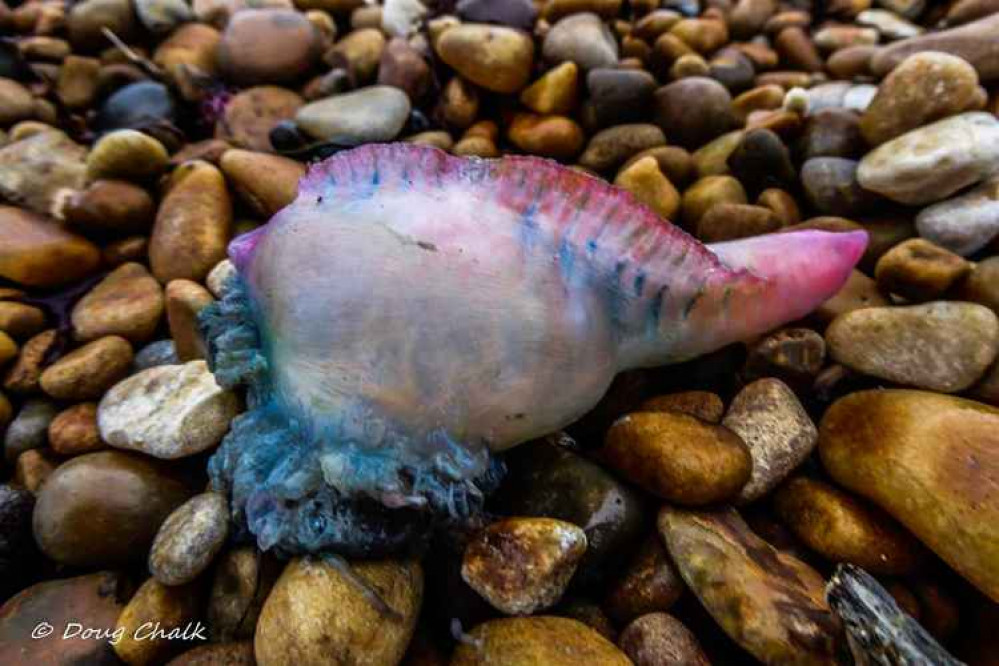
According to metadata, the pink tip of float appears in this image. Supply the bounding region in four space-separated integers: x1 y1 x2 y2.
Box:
228 226 267 273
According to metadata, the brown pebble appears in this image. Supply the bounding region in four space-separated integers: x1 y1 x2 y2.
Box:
216 86 303 153
696 202 780 242
681 175 747 228
48 402 105 456
3 329 57 395
507 113 585 161
451 616 632 666
774 476 927 575
0 301 46 340
461 517 587 615
874 238 973 302
639 390 724 423
150 161 232 284
165 280 215 362
39 335 133 401
15 447 59 493
0 206 100 289
614 156 680 220
618 612 710 666
603 410 751 505
72 263 165 343
114 577 201 665
60 179 156 235
217 9 321 86
219 149 305 218
604 536 684 625
436 23 535 94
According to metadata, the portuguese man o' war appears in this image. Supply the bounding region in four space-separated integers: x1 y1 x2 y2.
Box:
199 143 867 557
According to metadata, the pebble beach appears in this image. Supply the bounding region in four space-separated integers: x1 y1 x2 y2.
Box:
1 0 999 664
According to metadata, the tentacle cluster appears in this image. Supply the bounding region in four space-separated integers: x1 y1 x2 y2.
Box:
199 277 503 557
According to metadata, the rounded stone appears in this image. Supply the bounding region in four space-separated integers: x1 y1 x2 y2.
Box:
450 616 632 666
98 359 241 459
578 124 667 173
721 378 818 504
0 79 34 126
0 206 100 288
826 301 999 392
209 547 283 642
0 130 88 217
67 0 137 51
857 112 999 206
3 399 57 465
820 389 999 601
219 149 306 218
86 129 169 182
150 160 233 283
461 517 586 615
604 537 684 625
295 85 411 144
915 176 999 256
216 87 302 153
48 402 105 456
653 77 736 149
860 52 984 147
217 9 321 86
586 68 657 128
135 0 193 33
774 476 927 575
618 613 709 666
870 13 999 82
874 238 972 301
255 558 422 666
542 13 619 71
113 577 201 665
603 410 751 505
680 175 747 228
33 450 194 567
60 179 156 235
613 156 680 221
520 62 580 116
801 157 872 216
436 23 535 94
150 492 230 586
96 81 178 134
3 330 58 396
166 642 256 666
39 335 134 401
71 262 165 343
507 113 585 161
639 390 724 423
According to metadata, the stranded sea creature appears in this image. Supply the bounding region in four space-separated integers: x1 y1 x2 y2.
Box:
200 143 866 557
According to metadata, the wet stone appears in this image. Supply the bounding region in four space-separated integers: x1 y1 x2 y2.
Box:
0 206 100 288
658 506 842 664
801 157 873 216
72 263 165 344
295 85 411 145
217 9 321 86
3 329 58 396
602 410 751 505
874 238 973 302
113 577 202 665
726 128 795 195
96 81 178 134
820 390 999 601
48 402 105 456
436 23 535 94
722 378 818 504
915 176 999 257
578 124 667 173
150 492 230 586
215 87 303 153
40 336 134 401
461 517 587 615
255 558 422 666
3 399 57 465
32 450 194 567
0 131 87 217
98 359 240 459
604 536 685 625
208 547 282 642
653 77 736 149
618 613 710 666
586 68 657 128
60 179 156 235
826 301 999 392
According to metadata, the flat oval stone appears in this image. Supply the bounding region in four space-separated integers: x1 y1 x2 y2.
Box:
98 360 240 459
71 262 165 343
295 85 411 144
619 613 709 666
149 492 230 586
216 86 303 153
603 410 751 505
219 149 305 218
819 389 999 601
39 336 134 401
916 176 999 256
826 301 999 392
95 81 177 133
0 206 100 288
33 450 194 567
255 558 422 666
436 23 535 93
860 52 984 147
658 506 842 664
857 112 999 205
450 616 632 666
217 9 321 85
